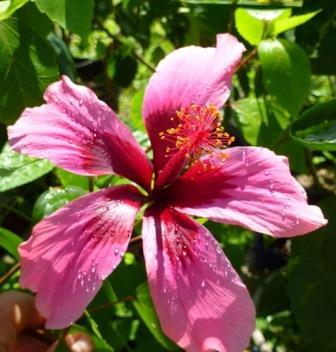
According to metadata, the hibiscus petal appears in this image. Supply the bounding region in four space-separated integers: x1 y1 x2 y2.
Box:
166 147 327 237
142 207 255 352
142 34 245 186
8 76 153 190
19 185 142 328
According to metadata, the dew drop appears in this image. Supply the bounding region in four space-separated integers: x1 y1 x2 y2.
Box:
201 280 205 288
114 249 119 255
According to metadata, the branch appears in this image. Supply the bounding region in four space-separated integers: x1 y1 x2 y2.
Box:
0 262 20 286
88 296 135 313
94 19 156 72
235 47 257 72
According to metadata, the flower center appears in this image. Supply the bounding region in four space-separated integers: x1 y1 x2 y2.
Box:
159 104 234 162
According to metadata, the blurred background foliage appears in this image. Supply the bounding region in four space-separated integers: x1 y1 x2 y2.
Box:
0 0 335 351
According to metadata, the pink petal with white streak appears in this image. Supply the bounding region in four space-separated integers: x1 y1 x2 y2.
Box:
19 185 142 328
8 76 153 190
143 34 245 186
142 207 255 352
166 147 327 237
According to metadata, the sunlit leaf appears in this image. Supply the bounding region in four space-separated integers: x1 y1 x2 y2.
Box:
272 10 320 35
233 97 290 146
32 0 94 37
0 15 58 124
235 8 291 45
0 144 53 192
0 0 28 21
55 168 89 190
130 89 145 132
32 186 86 223
235 9 265 45
182 0 303 6
233 97 307 172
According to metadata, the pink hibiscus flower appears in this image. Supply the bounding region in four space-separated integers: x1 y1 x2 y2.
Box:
8 34 326 352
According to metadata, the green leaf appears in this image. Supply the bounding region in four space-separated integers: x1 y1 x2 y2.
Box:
235 9 265 45
287 196 336 352
290 100 336 151
84 310 104 339
83 310 115 351
274 138 307 173
235 9 291 45
130 89 145 132
233 97 307 172
272 10 320 36
0 144 53 192
0 0 28 21
0 227 22 259
133 282 179 351
247 9 291 22
233 97 290 146
33 0 93 37
32 186 86 223
48 32 76 80
55 168 89 190
0 15 58 125
234 97 266 145
183 0 303 6
258 39 311 116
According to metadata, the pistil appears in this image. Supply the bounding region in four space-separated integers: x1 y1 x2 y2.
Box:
159 104 235 163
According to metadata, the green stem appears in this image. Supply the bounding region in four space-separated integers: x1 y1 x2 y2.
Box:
305 149 322 189
0 202 31 222
88 176 94 192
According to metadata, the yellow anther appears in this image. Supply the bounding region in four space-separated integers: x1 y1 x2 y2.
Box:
158 103 234 164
